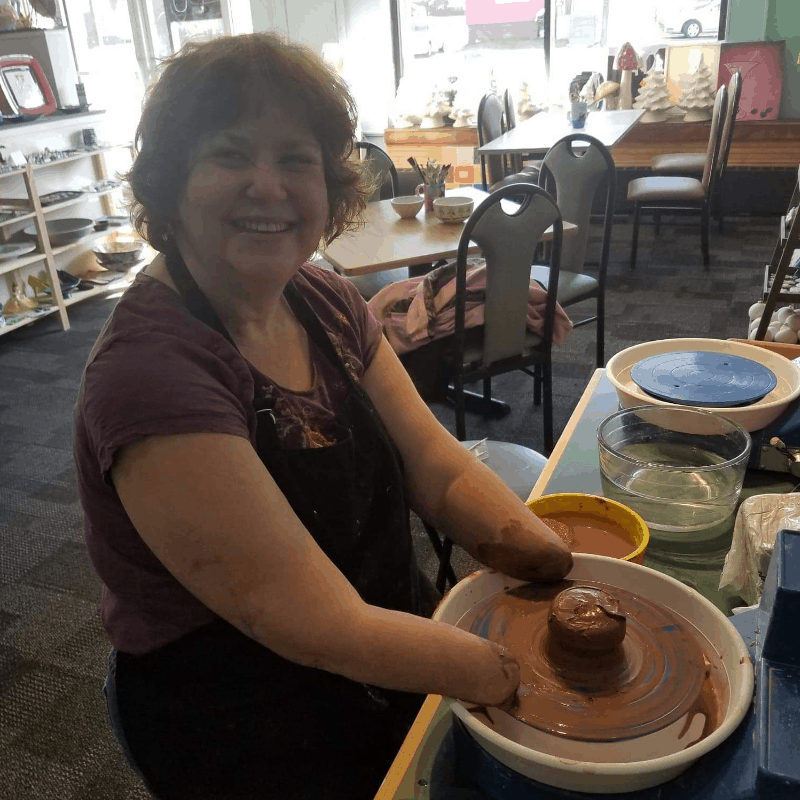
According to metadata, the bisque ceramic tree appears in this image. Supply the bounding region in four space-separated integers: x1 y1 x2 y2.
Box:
677 54 717 122
633 69 672 123
614 42 645 110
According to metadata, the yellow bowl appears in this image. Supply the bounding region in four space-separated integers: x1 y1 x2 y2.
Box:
526 493 649 564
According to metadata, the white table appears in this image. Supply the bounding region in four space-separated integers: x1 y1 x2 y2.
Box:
477 109 644 158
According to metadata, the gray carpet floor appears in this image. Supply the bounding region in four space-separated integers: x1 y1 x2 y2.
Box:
0 214 774 798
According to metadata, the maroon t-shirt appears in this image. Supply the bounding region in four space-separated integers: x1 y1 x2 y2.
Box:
74 265 383 655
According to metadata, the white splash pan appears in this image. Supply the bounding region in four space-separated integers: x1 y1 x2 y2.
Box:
606 338 800 432
433 556 754 794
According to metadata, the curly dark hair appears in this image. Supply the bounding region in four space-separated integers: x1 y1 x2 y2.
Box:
126 32 372 252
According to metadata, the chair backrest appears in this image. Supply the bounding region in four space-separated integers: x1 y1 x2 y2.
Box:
477 93 509 190
355 141 399 200
453 184 563 370
540 133 616 277
701 84 727 193
715 70 743 183
504 88 526 174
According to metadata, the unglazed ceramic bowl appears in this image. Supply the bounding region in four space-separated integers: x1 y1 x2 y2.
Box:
433 558 754 794
390 195 424 219
433 196 474 223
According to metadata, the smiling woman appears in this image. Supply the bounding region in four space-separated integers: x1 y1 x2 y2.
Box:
73 31 572 800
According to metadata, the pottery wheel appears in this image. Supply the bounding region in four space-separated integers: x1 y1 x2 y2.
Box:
468 580 707 742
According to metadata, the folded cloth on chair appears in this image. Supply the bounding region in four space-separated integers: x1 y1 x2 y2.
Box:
368 259 573 355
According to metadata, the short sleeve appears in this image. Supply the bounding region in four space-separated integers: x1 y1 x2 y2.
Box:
82 328 256 479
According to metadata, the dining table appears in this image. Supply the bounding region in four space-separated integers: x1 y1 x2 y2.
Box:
477 108 645 159
321 186 577 279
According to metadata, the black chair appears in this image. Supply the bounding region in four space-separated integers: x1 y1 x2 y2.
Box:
627 84 727 270
532 133 616 367
442 183 564 453
355 140 399 200
503 88 542 178
477 93 540 192
650 71 742 234
322 141 406 300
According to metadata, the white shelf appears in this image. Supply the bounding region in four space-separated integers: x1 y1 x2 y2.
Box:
0 252 47 277
63 274 133 306
0 210 36 228
0 306 59 336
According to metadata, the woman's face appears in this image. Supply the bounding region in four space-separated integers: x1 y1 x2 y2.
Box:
177 106 329 284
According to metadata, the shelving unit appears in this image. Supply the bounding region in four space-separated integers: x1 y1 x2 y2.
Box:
754 165 800 341
0 143 134 339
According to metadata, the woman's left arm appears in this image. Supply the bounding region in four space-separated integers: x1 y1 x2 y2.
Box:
361 337 572 582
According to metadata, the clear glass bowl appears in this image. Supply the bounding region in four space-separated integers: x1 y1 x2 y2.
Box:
597 406 752 534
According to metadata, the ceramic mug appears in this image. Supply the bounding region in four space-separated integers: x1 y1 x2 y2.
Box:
569 100 588 129
416 182 445 213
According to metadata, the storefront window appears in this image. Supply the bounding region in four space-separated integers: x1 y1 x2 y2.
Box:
392 0 547 127
392 0 725 123
549 0 725 107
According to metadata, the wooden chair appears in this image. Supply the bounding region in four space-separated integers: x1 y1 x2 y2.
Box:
532 133 616 367
650 71 742 234
477 93 540 191
626 84 727 270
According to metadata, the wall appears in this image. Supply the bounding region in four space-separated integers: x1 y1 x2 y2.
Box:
248 0 395 134
765 0 800 119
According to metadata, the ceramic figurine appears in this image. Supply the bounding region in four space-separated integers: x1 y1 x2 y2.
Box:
633 69 672 123
614 42 645 110
593 81 620 110
3 273 37 316
677 54 716 122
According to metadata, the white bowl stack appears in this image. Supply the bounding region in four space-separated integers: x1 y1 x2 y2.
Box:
748 301 800 343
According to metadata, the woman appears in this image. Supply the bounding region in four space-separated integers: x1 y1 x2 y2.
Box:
73 32 572 800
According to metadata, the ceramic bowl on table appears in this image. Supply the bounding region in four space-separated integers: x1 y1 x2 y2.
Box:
390 195 424 219
24 218 94 247
433 196 474 223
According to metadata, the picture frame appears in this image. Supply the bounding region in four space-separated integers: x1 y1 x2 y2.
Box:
0 54 57 117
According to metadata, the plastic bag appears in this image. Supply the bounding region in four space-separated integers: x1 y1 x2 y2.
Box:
719 493 800 604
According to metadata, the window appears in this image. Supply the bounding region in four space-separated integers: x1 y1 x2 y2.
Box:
392 0 548 126
391 0 726 122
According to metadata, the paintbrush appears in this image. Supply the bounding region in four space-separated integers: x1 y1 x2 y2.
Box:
407 157 426 184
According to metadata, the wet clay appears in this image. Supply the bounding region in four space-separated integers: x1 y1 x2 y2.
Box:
467 580 722 744
540 511 634 559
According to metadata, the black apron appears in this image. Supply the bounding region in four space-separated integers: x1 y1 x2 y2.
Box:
110 255 427 800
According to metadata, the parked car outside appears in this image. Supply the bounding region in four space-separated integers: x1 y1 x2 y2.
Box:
661 1 722 39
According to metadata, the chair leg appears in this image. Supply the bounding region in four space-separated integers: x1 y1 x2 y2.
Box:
542 362 554 455
630 202 641 270
423 521 458 592
436 537 455 595
654 209 661 237
482 377 492 416
533 363 542 406
454 377 467 441
701 202 710 269
596 294 605 368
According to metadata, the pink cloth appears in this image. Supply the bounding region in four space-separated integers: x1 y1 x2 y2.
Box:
367 259 573 355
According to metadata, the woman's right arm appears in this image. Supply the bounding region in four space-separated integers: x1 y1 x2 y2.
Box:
112 431 519 706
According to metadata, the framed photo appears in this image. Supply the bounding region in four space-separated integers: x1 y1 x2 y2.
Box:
0 55 56 117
